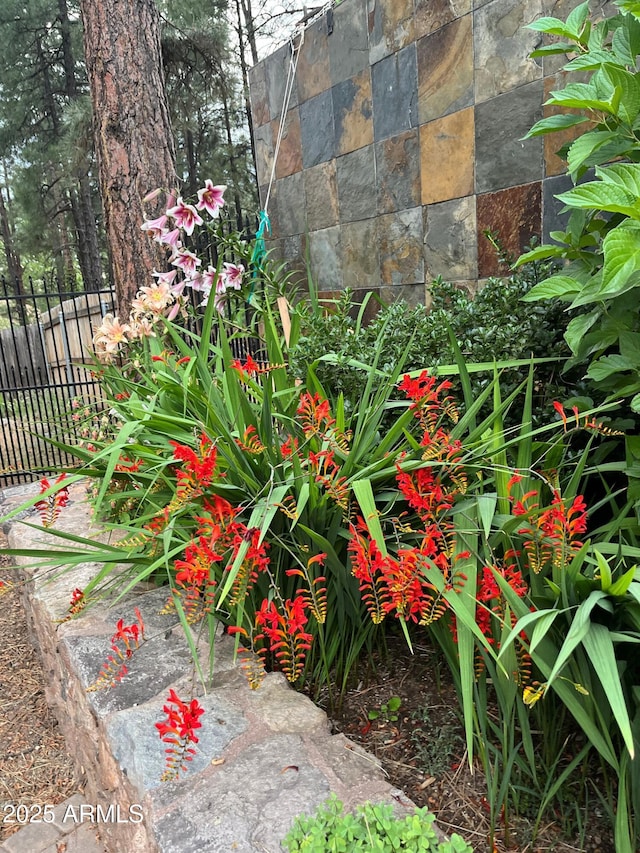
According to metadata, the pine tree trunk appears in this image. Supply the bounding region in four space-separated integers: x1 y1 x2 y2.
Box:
79 0 177 316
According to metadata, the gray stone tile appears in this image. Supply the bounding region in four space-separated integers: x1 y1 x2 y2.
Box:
378 207 424 286
542 172 576 242
369 0 414 65
248 62 269 128
423 196 478 281
474 0 545 103
475 80 544 193
253 122 274 190
308 226 343 290
341 219 381 289
303 161 339 231
265 43 298 121
272 172 307 236
372 44 418 142
380 283 428 308
299 89 335 169
336 145 377 222
376 129 421 215
328 0 369 85
296 14 331 103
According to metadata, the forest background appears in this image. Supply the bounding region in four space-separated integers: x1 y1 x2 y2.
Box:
0 0 300 312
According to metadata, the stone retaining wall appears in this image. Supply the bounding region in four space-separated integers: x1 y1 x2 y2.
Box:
2 482 421 853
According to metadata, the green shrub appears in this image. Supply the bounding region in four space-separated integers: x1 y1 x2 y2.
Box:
282 795 472 852
289 269 575 424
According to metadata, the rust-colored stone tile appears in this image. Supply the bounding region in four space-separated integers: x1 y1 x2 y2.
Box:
420 108 474 204
333 70 374 156
543 73 584 178
296 15 331 103
369 0 414 63
417 15 473 123
272 108 303 180
415 0 471 39
476 182 542 277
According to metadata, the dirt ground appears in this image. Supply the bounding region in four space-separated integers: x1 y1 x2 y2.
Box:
0 533 80 843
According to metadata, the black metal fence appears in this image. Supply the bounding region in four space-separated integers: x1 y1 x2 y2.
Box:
0 275 114 487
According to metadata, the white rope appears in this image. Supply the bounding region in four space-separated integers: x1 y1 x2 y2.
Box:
263 31 303 216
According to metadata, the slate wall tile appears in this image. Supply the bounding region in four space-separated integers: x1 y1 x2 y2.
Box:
375 129 421 214
378 206 424 286
273 109 303 180
372 44 418 142
333 69 374 156
296 15 331 103
369 0 414 64
248 63 270 128
476 182 542 277
336 145 377 222
272 172 306 237
329 0 369 85
475 80 544 193
265 43 298 121
417 15 473 123
341 219 381 289
421 107 475 204
415 0 471 40
542 172 574 242
474 0 545 103
300 90 335 168
253 123 275 190
304 161 340 231
309 226 343 290
423 196 478 281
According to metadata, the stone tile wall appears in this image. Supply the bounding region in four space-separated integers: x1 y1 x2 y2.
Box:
248 0 582 303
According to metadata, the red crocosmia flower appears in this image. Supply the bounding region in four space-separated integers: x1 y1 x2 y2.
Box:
156 690 205 782
170 433 218 499
87 608 146 692
254 596 313 682
35 474 70 528
296 392 336 437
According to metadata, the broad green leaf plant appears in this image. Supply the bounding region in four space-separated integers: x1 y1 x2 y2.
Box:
518 0 640 412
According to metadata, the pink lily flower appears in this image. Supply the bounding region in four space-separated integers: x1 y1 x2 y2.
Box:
196 181 226 218
141 214 169 238
158 228 182 250
167 197 203 236
222 262 244 291
171 248 201 276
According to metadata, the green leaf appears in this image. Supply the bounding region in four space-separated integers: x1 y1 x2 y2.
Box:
527 16 579 38
566 131 634 177
524 113 589 138
564 310 600 355
565 1 590 38
601 64 640 122
612 13 640 65
618 0 640 22
521 274 582 301
587 354 637 382
556 181 640 217
549 82 618 113
530 42 580 57
601 220 640 295
582 622 635 757
563 50 625 70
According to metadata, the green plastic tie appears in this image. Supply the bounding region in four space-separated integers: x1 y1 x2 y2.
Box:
248 210 271 303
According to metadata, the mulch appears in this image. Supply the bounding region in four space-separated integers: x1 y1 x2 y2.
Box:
0 538 80 842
